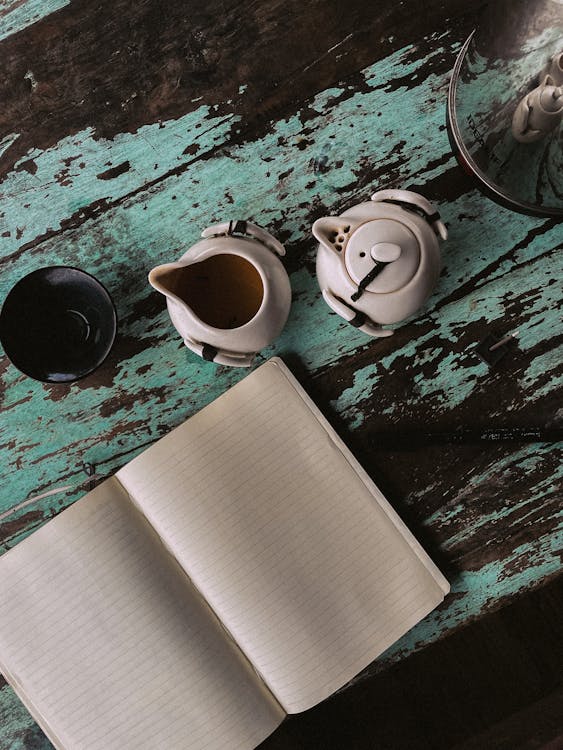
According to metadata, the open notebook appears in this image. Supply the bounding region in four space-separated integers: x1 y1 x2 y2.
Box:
0 358 448 750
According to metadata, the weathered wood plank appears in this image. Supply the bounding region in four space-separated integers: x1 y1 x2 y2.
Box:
258 574 563 749
0 0 69 42
0 0 486 171
0 20 560 631
0 0 561 746
0 677 52 749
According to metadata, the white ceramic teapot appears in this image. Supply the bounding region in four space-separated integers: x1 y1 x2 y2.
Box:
314 189 448 337
149 221 291 366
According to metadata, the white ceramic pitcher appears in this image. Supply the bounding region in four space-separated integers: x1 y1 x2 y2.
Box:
149 221 291 366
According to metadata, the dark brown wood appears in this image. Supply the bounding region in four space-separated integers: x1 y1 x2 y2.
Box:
258 573 563 749
0 0 561 747
288 351 562 590
0 0 485 176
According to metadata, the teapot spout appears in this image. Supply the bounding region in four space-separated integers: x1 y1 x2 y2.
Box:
312 216 351 256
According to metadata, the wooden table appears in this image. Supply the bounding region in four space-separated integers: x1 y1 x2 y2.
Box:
0 1 561 747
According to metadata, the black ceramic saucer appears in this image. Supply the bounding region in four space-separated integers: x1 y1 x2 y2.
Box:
0 266 117 383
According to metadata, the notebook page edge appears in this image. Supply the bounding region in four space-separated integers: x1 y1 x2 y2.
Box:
0 660 67 750
268 357 450 596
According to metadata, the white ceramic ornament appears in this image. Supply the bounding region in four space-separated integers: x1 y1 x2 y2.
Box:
512 51 563 143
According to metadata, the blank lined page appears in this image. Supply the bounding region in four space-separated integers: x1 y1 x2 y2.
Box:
118 358 449 714
0 479 283 750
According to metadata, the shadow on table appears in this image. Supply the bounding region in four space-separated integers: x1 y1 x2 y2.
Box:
258 574 563 750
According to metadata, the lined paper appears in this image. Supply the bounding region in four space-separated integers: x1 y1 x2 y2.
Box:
0 479 283 750
119 358 449 713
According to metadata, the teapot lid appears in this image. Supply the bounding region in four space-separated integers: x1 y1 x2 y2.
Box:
345 219 420 294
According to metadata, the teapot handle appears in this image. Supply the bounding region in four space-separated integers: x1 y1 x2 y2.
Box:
201 220 286 256
322 289 394 338
183 336 256 367
371 189 448 241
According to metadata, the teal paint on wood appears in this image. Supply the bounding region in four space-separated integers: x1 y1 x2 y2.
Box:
329 196 560 427
428 449 563 550
1 35 459 264
0 109 236 258
0 30 560 560
376 523 563 669
0 682 53 749
2 32 554 399
0 17 562 747
0 132 20 158
520 344 563 399
0 0 69 41
0 5 562 748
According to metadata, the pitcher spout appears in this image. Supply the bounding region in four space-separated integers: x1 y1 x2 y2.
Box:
148 262 186 300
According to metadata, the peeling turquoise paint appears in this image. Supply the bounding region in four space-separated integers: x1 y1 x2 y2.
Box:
372 524 563 673
0 683 53 749
439 457 563 552
0 2 560 744
1 30 559 553
0 28 561 747
329 211 561 427
0 132 20 158
520 343 563 399
0 110 236 256
424 500 465 528
1 37 461 264
0 0 69 41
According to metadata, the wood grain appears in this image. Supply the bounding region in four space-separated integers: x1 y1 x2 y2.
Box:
0 0 561 746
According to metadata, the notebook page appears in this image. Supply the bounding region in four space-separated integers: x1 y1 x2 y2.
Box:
0 478 284 750
118 358 449 714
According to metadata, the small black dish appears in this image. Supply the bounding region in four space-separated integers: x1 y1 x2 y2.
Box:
0 266 117 383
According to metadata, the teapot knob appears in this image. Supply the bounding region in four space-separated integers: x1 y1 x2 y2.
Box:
370 242 402 263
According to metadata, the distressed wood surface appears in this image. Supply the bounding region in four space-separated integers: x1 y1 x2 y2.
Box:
0 0 561 747
260 574 563 749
